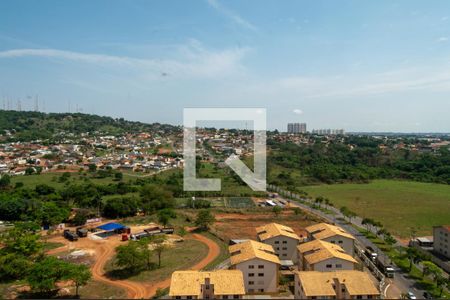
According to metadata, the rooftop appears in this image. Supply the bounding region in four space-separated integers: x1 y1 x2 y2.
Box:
256 223 302 241
297 239 357 265
169 270 245 297
305 223 355 241
229 240 280 265
296 270 380 297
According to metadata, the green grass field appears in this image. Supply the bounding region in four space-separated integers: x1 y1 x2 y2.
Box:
10 172 138 189
302 180 450 238
104 239 209 283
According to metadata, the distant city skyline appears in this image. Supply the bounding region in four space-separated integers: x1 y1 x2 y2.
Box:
1 1 450 132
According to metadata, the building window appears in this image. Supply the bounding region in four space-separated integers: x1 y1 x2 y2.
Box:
249 281 254 285
223 296 228 299
356 296 363 299
326 264 332 268
282 241 287 244
259 289 264 292
282 247 287 250
249 265 254 269
336 264 342 268
175 297 181 300
187 297 192 300
258 265 264 269
233 296 239 299
249 273 255 277
205 285 210 290
275 241 279 244
276 247 280 250
258 273 264 277
330 241 336 244
338 240 343 244
282 253 287 257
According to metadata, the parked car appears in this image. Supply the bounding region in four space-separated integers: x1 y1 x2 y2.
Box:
407 291 417 299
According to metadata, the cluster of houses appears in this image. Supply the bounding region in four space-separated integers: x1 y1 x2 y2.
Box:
168 222 381 299
196 129 254 159
271 132 450 154
0 133 183 176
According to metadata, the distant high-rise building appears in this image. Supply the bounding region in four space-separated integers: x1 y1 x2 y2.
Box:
287 123 307 134
312 128 345 135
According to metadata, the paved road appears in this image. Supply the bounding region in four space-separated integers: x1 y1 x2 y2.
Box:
272 187 425 299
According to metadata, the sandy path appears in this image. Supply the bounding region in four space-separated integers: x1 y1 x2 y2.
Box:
46 231 221 299
92 243 148 299
144 233 221 298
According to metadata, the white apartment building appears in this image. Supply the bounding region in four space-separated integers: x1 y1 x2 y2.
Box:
229 240 280 294
305 223 355 256
256 223 304 263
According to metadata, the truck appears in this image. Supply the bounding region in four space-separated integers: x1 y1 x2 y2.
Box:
63 229 79 241
376 256 395 278
365 246 378 261
76 227 88 237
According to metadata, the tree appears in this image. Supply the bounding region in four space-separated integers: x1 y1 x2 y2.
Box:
0 253 33 281
140 184 175 214
152 236 167 268
27 256 70 294
422 261 440 279
88 164 97 172
137 239 154 270
157 208 176 228
272 206 282 217
115 242 146 271
102 196 139 218
315 196 324 208
436 274 447 297
38 202 70 227
406 247 420 271
25 167 35 175
114 172 123 181
1 224 43 257
362 218 374 233
69 264 92 297
0 174 11 189
195 210 215 230
72 210 89 226
35 184 56 196
293 207 301 215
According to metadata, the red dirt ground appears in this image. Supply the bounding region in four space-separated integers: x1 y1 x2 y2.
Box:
46 225 220 299
212 210 313 242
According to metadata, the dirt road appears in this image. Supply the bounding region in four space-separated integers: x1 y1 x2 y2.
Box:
144 233 221 298
48 231 222 299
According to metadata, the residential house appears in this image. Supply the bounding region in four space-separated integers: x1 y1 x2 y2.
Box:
297 239 358 271
229 240 280 294
305 223 355 255
169 270 245 299
433 225 450 259
256 223 304 263
295 270 381 299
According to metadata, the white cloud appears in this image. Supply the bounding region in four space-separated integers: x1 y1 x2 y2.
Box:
293 109 303 115
0 43 250 80
206 0 257 31
437 37 448 42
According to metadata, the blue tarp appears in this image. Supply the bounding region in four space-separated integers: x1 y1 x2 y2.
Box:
97 222 126 231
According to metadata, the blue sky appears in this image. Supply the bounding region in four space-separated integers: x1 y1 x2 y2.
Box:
1 0 450 132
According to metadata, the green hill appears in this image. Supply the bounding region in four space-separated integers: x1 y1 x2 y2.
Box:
0 110 180 141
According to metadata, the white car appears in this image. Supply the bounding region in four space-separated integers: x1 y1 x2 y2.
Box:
407 291 417 299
